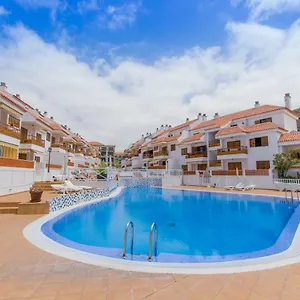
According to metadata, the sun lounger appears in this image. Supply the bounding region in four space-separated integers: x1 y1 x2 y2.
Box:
225 182 244 190
64 180 91 190
51 184 70 194
235 184 256 191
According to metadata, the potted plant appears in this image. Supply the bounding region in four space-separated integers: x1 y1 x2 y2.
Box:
29 187 43 203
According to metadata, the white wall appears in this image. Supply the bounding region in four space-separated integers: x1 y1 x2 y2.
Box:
162 176 182 186
0 167 35 195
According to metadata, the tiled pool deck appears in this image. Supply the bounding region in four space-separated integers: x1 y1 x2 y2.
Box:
1 188 300 299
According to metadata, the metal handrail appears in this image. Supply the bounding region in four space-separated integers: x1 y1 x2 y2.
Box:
148 222 158 261
122 221 134 258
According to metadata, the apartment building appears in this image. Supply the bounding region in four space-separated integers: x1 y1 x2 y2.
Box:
89 142 115 164
0 82 104 194
123 94 300 175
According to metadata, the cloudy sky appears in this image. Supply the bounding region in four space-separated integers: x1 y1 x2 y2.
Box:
0 0 300 150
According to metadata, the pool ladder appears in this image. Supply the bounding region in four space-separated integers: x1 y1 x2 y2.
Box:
283 188 299 204
122 221 158 261
122 221 134 258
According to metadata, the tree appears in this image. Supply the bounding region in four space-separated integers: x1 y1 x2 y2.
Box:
113 160 120 168
273 152 300 178
97 161 108 176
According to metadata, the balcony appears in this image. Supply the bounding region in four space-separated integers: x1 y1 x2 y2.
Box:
148 165 166 169
143 153 154 160
68 161 74 167
21 136 45 148
209 140 220 148
0 122 20 139
154 151 169 157
217 146 248 156
186 152 208 159
0 157 34 169
209 160 222 167
51 143 66 151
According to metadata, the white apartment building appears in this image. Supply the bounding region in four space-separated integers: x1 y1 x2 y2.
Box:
123 94 300 176
0 82 104 195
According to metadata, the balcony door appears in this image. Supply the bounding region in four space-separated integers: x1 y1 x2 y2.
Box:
21 127 27 140
227 140 241 149
36 133 42 141
228 162 242 170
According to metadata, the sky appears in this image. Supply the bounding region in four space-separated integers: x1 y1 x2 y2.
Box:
0 0 300 150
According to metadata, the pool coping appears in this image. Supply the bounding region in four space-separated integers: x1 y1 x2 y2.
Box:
24 186 300 274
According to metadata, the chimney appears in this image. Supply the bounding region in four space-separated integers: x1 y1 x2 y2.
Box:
156 128 159 131
15 94 20 98
254 101 260 108
169 125 171 128
50 116 54 119
142 134 144 138
202 114 207 121
186 118 189 122
214 112 219 119
284 93 291 109
198 113 202 120
0 82 7 91
43 111 48 117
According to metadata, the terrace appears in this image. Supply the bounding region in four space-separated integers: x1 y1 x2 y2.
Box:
20 136 45 148
0 187 299 300
0 122 21 139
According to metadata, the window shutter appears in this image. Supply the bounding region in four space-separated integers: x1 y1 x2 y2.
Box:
249 138 255 147
261 136 268 146
255 120 260 125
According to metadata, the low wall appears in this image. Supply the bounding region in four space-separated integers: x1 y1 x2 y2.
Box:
118 178 162 187
0 167 35 196
162 176 182 187
48 180 118 212
183 174 275 189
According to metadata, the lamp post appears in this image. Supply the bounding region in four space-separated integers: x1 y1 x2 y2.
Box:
47 147 52 173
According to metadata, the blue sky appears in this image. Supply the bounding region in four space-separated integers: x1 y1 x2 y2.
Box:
0 0 300 149
1 0 298 62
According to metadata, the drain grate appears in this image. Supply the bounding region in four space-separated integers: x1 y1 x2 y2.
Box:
168 223 176 227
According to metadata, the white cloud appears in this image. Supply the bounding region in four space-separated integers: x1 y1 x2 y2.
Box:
77 0 103 14
0 6 10 16
14 0 66 22
235 0 300 20
99 1 142 30
1 21 300 150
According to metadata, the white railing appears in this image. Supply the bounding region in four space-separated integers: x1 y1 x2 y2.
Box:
274 179 300 184
107 168 182 179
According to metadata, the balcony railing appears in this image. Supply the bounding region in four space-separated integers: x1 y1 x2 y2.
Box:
0 122 21 139
143 153 154 159
68 161 74 167
21 136 45 148
148 165 166 169
217 147 248 156
154 151 169 157
75 150 83 154
210 160 222 167
0 157 34 169
209 140 220 148
51 143 66 150
186 152 208 159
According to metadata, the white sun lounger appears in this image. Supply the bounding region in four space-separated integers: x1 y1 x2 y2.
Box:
235 184 256 191
225 182 244 190
51 184 70 194
64 180 92 191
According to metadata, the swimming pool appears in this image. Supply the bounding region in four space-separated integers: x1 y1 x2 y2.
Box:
39 187 300 265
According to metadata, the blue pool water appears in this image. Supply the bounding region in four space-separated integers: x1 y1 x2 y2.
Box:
45 188 298 262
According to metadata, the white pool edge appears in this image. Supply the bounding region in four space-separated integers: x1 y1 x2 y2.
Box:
23 186 300 274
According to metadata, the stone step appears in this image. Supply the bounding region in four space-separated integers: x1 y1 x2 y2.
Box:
0 202 20 208
0 207 18 214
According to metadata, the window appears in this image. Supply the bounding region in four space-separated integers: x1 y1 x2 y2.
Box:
230 124 238 127
8 115 20 128
35 156 41 163
181 148 187 155
227 140 241 149
19 153 27 160
182 165 188 171
228 162 242 170
36 133 42 141
154 146 158 151
192 145 207 153
46 132 51 142
256 161 270 169
249 136 268 147
255 117 272 125
171 144 176 151
197 164 207 170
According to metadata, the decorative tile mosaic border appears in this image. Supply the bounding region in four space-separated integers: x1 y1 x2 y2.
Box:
47 180 118 213
118 178 162 187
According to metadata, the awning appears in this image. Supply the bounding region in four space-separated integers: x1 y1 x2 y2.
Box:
0 141 19 149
